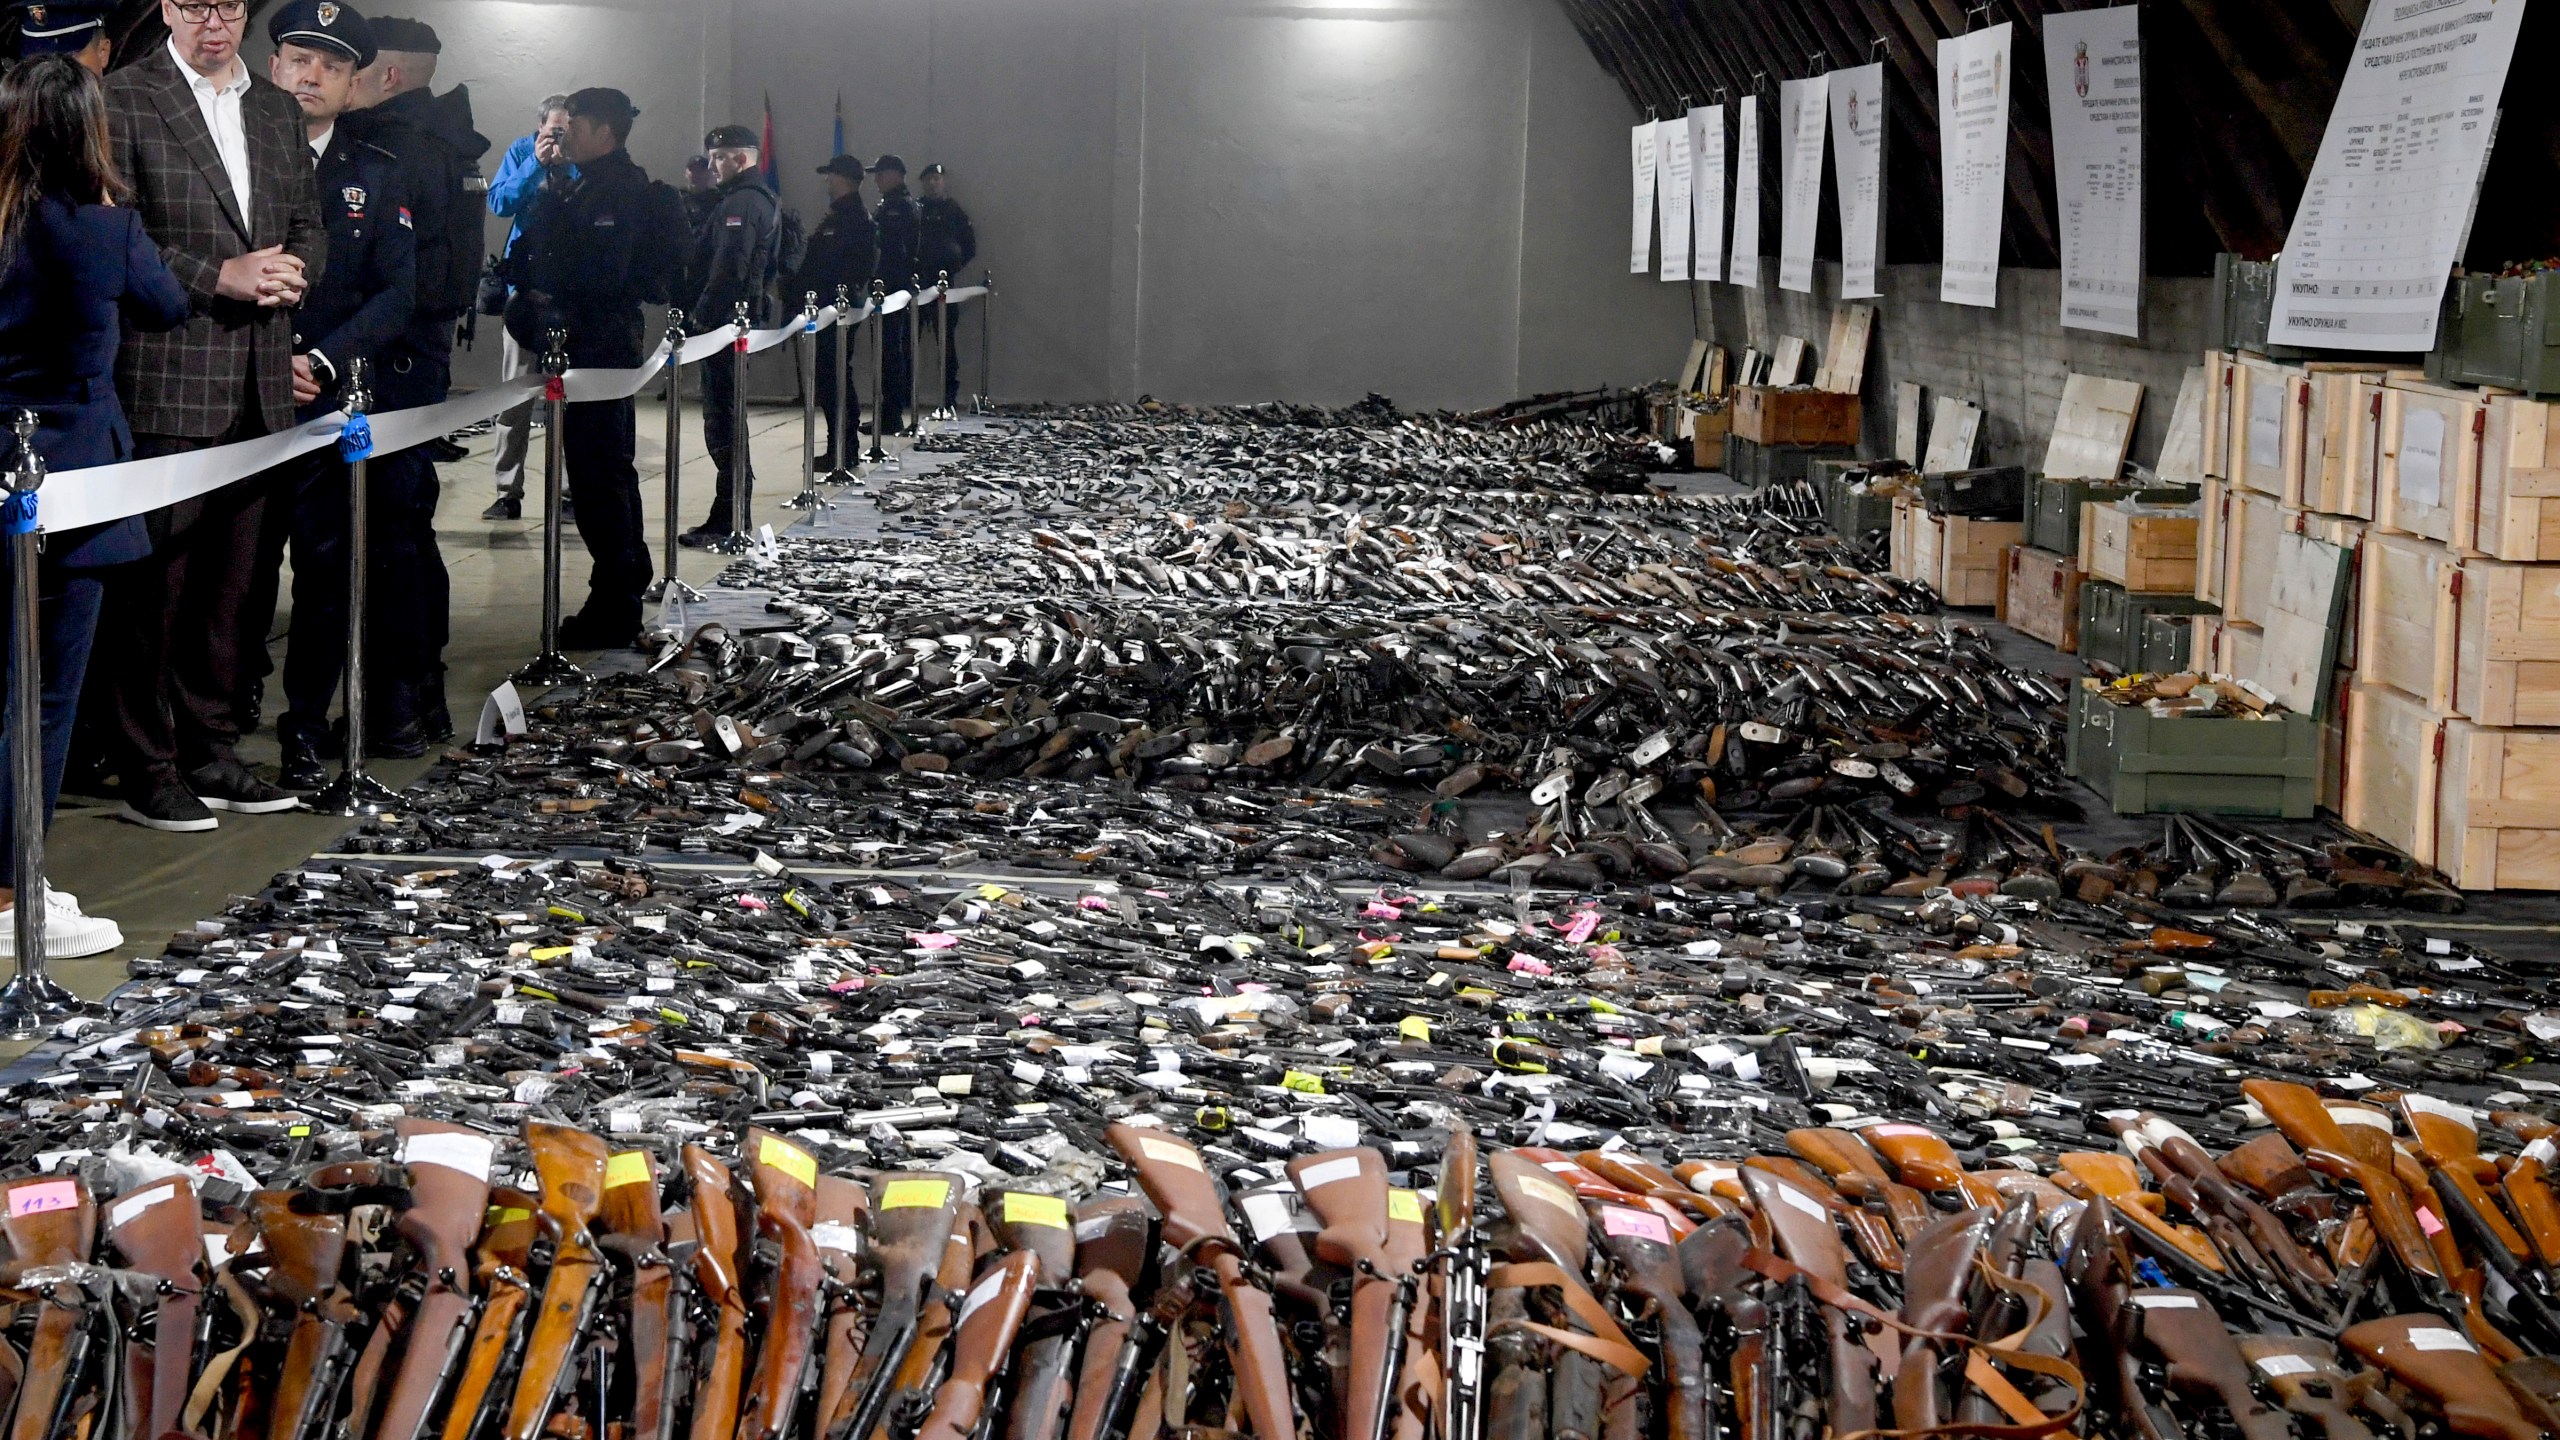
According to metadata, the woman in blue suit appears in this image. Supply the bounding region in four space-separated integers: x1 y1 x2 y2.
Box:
0 54 189 957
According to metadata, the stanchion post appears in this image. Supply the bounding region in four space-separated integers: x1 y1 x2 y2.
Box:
787 292 831 518
0 411 82 1036
904 272 922 438
867 280 890 468
514 330 585 686
828 283 858 484
932 269 954 423
648 310 704 610
977 270 994 415
311 361 400 815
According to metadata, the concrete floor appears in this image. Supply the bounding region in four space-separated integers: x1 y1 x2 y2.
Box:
36 395 913 1002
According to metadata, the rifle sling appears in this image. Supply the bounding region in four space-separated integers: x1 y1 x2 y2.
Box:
183 1270 263 1433
1483 1262 1648 1378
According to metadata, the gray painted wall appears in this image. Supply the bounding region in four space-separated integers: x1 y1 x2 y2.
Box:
1704 262 2211 470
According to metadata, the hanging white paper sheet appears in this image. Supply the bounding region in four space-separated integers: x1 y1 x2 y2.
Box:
1658 117 1694 282
1690 105 1726 285
1938 23 2012 308
1828 64 1885 299
1776 76 1830 293
2044 7 2143 337
1730 96 1762 287
2267 0 2524 351
1630 122 1658 275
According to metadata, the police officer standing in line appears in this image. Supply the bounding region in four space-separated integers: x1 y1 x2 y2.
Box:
916 162 976 417
508 87 665 647
797 153 874 471
679 122 780 546
251 0 418 789
342 16 484 744
6 0 113 73
868 153 920 436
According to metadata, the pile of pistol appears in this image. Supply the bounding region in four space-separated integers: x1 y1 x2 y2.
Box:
8 1100 2560 1440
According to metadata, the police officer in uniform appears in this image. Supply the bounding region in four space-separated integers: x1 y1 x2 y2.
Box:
252 0 420 788
915 162 976 416
679 122 779 545
796 153 874 471
7 0 112 72
868 153 920 435
509 86 663 647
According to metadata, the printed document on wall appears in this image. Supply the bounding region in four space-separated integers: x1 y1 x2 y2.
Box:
2044 7 2143 336
1730 96 1762 286
2267 0 2523 351
1690 105 1727 285
1777 75 1830 293
1659 117 1694 282
1938 23 2012 308
1630 123 1658 274
1829 64 1885 299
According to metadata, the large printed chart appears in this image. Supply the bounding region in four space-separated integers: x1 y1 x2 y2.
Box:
1658 116 1694 282
2268 0 2522 351
1829 63 1885 300
1691 104 1727 285
1630 122 1658 275
1730 96 1762 286
2044 6 2144 337
1938 24 2012 308
1777 75 1830 293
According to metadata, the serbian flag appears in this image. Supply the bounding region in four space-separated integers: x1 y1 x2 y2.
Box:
832 93 846 162
759 93 778 186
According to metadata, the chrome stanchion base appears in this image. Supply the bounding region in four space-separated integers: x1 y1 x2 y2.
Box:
701 532 757 555
513 651 588 687
929 405 958 423
821 466 865 487
783 489 835 511
306 770 402 817
0 970 88 1039
647 577 708 603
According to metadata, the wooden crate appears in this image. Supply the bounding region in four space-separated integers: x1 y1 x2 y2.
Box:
2360 530 2560 726
2218 620 2265 678
1690 406 1731 470
2003 545 2083 651
2195 478 2226 603
2202 350 2234 481
1930 516 2021 608
2220 489 2284 627
2320 667 2352 814
2345 680 2560 889
2378 375 2482 544
2286 510 2367 670
2459 394 2560 562
2301 371 2387 518
1734 386 1862 445
2083 501 2199 593
1890 493 1925 581
2232 354 2300 498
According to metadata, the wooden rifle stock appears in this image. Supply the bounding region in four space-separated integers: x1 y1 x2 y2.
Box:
1291 1148 1400 1440
2487 1113 2560 1270
1891 1208 1991 1435
2055 1152 2227 1274
2234 1336 2383 1440
254 1188 357 1440
2246 1080 2444 1281
1485 1151 1617 1440
913 1250 1040 1440
2343 1315 2546 1440
810 1175 873 1440
1383 1186 1435 1440
1062 1199 1153 1440
830 1170 962 1440
503 1123 610 1440
985 1189 1078 1440
1737 1166 1878 1439
368 1122 497 1440
1 1175 96 1440
438 1196 539 1440
1436 1132 1489 1440
1588 1200 1706 1440
893 1204 982 1433
2399 1096 2532 1261
685 1145 753 1440
2123 1286 2294 1440
736 1129 825 1440
598 1147 681 1440
1104 1124 1292 1440
102 1174 202 1440
1783 1128 1932 1245
1677 1219 1772 1440
1858 1124 2004 1209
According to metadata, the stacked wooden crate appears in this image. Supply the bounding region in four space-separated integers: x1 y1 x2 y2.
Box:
2337 375 2560 890
1727 306 1871 487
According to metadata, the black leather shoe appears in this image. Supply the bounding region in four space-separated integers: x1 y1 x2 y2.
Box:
481 496 521 521
367 719 429 760
117 776 218 832
278 734 327 791
185 756 300 813
556 613 636 650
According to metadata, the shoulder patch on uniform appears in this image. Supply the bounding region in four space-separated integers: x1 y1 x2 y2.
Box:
397 207 413 228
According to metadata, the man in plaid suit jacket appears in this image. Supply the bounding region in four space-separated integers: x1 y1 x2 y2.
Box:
93 0 326 832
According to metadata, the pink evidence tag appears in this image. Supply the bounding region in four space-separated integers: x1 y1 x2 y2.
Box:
1564 911 1601 945
2416 1206 2445 1236
1601 1206 1671 1244
8 1180 77 1218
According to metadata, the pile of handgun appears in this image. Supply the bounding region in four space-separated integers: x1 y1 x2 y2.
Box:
7 1101 2560 1440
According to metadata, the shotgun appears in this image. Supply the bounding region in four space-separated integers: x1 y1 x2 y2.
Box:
2126 1286 2293 1440
2398 1095 2532 1262
2342 1314 2546 1440
1105 1124 1293 1440
1784 1127 1932 1246
913 1250 1040 1440
810 1175 874 1440
895 1201 982 1434
1858 1123 2005 1209
437 1195 539 1440
685 1144 753 1440
503 1123 610 1440
253 1186 359 1440
2489 1112 2560 1271
368 1121 497 1440
1061 1197 1154 1440
2054 1151 2228 1275
736 1128 826 1440
1 1174 97 1440
596 1146 684 1440
985 1189 1077 1440
101 1174 203 1440
828 1169 962 1440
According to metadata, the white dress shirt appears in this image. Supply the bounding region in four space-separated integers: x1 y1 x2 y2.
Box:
169 34 252 223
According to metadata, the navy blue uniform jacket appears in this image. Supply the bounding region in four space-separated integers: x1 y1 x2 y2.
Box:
0 196 190 566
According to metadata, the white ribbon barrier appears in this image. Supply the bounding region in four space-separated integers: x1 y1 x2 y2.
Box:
35 299 918 534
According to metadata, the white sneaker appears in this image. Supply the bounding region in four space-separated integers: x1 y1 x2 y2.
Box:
0 884 124 959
